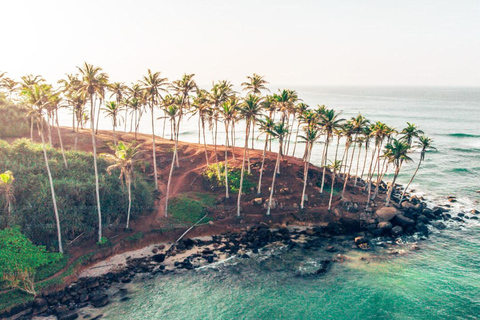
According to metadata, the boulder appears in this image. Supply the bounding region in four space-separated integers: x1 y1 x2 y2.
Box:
32 298 48 314
393 214 415 227
391 226 403 237
253 198 263 206
416 222 429 236
325 245 336 252
377 221 393 230
417 215 430 224
354 236 368 245
90 293 109 308
375 207 398 222
152 253 165 263
401 201 416 210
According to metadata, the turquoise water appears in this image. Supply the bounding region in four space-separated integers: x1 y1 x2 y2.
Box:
60 86 480 319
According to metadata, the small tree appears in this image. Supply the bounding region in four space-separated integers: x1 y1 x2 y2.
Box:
0 227 62 295
0 170 15 224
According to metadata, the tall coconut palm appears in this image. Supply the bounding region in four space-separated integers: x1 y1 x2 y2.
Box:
318 108 344 193
140 69 168 191
342 114 369 197
191 89 211 165
47 92 68 169
299 127 321 209
400 122 424 147
164 101 181 218
291 102 309 157
266 120 289 216
383 139 412 206
400 136 436 203
256 117 275 194
108 82 127 129
77 62 109 243
21 83 63 253
366 121 389 205
103 101 123 145
0 170 15 225
327 160 342 210
106 141 142 228
58 73 82 133
220 96 239 199
241 73 270 95
237 94 263 215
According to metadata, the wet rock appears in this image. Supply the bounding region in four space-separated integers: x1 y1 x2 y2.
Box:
314 260 332 275
401 201 416 210
470 216 478 220
416 222 429 236
325 245 337 252
471 209 479 215
393 214 415 227
375 207 398 222
357 242 371 250
55 306 78 320
354 236 368 245
458 212 465 217
391 226 403 237
417 215 430 224
431 221 446 230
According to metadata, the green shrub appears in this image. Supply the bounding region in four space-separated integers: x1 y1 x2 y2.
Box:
203 163 254 193
0 227 62 295
168 193 215 224
0 139 155 248
125 231 144 243
0 96 30 138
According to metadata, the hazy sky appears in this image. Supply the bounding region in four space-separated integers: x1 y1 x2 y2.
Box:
1 0 479 86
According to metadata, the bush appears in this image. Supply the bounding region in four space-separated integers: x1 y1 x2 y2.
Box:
168 193 215 224
0 96 30 138
0 227 62 295
203 163 254 193
0 139 155 248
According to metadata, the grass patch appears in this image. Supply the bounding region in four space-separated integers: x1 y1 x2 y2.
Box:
125 232 144 243
168 192 215 224
0 290 33 315
203 163 255 193
35 254 69 281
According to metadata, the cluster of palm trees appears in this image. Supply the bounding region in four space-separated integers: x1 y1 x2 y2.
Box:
0 66 436 254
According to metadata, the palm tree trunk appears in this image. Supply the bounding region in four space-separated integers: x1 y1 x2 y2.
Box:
320 136 330 193
300 145 313 209
126 178 132 228
237 122 250 216
400 157 422 203
291 121 300 157
342 136 357 197
39 121 63 253
95 98 102 134
201 117 209 165
55 109 68 169
354 142 362 186
257 136 269 194
124 107 128 132
150 104 158 190
30 116 34 141
224 122 230 199
360 143 369 182
386 166 400 206
164 121 178 217
328 171 336 210
90 95 102 242
266 143 282 216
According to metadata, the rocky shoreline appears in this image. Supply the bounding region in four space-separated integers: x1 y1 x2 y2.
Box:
4 192 479 320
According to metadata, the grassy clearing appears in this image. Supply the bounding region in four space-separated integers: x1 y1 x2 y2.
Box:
168 192 215 224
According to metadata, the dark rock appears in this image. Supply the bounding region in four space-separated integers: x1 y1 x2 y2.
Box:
325 245 336 252
151 253 166 263
458 212 465 217
391 226 403 237
470 216 478 220
432 221 446 230
417 215 430 224
393 215 415 227
377 222 393 230
314 260 332 275
354 236 368 245
375 207 398 221
416 222 429 236
32 298 48 314
90 294 109 308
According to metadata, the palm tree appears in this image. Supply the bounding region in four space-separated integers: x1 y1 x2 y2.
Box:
106 141 142 228
163 101 181 218
241 73 270 95
191 89 211 165
256 117 275 194
140 69 168 191
342 114 369 197
366 122 389 205
108 82 127 131
266 121 289 216
103 101 123 144
400 122 424 147
0 170 15 225
21 83 63 253
220 96 239 199
291 102 309 157
318 108 344 193
236 94 263 215
77 62 109 243
327 160 342 210
47 92 68 169
383 139 412 206
399 136 436 203
299 127 321 209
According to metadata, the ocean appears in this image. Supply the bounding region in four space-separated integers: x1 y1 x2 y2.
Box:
60 86 480 319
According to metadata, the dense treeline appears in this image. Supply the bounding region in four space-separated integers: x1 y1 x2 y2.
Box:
0 139 154 249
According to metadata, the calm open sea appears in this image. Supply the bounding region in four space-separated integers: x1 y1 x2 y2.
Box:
61 86 480 319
